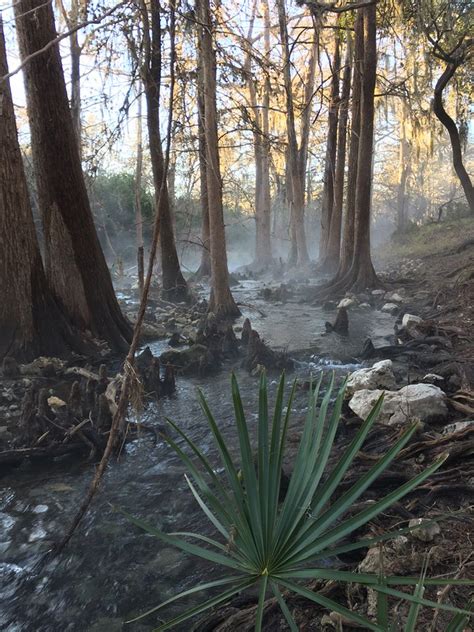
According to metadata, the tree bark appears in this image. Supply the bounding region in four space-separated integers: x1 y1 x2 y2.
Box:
338 10 363 280
195 0 212 278
142 0 189 302
325 33 352 272
319 32 341 263
396 105 410 232
14 0 132 352
0 16 87 361
251 0 272 267
198 0 240 318
276 0 310 266
349 4 378 290
433 62 474 213
134 85 145 297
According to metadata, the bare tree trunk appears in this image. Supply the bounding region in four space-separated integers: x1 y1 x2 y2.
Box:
198 0 240 318
319 32 341 263
325 33 352 272
349 3 378 290
433 62 474 212
276 0 309 266
397 106 410 232
134 85 144 297
0 16 87 361
195 33 212 278
142 0 189 302
338 10 363 280
250 0 272 267
57 0 87 155
14 0 132 352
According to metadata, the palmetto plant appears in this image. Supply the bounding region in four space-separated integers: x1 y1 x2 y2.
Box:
124 373 473 631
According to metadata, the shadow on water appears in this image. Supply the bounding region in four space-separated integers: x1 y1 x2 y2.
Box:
0 281 395 631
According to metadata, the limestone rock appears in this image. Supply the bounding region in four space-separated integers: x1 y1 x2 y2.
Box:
346 360 397 396
409 518 440 542
337 297 356 309
402 313 422 328
386 292 404 303
381 303 399 314
349 384 448 425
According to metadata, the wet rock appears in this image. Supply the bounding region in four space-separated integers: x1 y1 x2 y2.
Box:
337 297 356 309
381 302 399 315
325 307 349 335
385 292 404 303
349 384 448 425
359 302 371 309
160 344 214 375
346 360 397 396
371 289 385 297
408 518 440 542
402 313 422 328
168 332 183 347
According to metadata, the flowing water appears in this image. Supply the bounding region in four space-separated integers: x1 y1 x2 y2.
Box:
0 281 395 631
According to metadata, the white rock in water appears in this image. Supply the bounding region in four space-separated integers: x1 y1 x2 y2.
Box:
349 383 448 425
337 297 356 309
47 396 67 410
408 518 440 542
346 360 397 396
381 303 399 314
402 313 422 328
372 289 385 297
386 292 404 303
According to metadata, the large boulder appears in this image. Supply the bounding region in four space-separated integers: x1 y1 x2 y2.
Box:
349 383 448 425
346 360 397 396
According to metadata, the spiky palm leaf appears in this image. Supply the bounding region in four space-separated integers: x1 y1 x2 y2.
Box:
122 373 473 631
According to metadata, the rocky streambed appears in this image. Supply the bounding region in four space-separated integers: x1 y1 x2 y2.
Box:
0 272 473 631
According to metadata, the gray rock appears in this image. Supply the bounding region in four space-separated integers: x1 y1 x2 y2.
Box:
386 292 404 303
346 360 397 396
381 303 399 314
422 373 444 385
442 420 473 434
408 518 440 542
349 383 448 425
372 289 385 297
402 313 422 328
337 297 356 309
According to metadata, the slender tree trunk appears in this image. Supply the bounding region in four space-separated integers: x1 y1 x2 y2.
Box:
250 0 272 267
325 33 352 272
134 86 145 297
433 62 474 212
338 10 363 280
0 16 87 361
195 31 212 278
397 108 410 232
143 0 189 302
276 0 309 266
349 4 378 290
319 32 341 263
14 0 132 351
198 0 240 318
70 30 82 156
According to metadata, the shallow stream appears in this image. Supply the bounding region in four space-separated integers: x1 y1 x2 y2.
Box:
0 281 394 631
